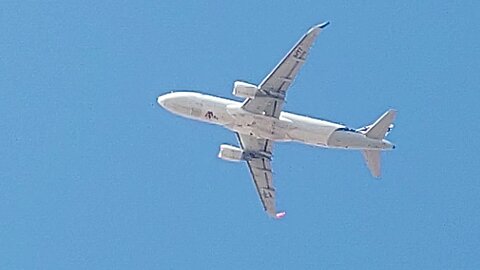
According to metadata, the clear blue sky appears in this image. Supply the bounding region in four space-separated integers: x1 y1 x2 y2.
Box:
1 1 479 269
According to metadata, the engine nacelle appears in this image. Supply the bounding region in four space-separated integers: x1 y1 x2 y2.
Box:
218 144 244 162
232 81 258 99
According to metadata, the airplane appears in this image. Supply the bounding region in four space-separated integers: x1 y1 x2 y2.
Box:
157 22 397 219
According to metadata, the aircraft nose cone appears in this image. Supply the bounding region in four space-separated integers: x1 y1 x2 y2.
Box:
157 94 169 108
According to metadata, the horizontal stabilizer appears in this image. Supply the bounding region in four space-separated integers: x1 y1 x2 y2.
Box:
365 109 397 139
362 150 381 178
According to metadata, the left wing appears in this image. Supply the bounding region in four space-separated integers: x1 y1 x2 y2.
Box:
241 22 329 118
236 133 283 218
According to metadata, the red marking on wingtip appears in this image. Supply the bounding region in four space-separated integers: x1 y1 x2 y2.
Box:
275 211 286 219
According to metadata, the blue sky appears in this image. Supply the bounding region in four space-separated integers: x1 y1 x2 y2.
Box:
1 1 479 269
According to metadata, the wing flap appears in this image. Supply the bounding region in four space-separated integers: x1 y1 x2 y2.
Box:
241 22 329 118
236 133 279 217
258 23 327 93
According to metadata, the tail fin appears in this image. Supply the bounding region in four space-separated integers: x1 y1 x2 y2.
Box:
362 109 397 178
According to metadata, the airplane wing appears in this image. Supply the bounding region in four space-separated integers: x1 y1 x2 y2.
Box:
236 132 282 218
241 22 329 118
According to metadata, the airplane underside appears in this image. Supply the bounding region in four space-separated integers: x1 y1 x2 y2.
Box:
224 105 394 151
157 22 397 218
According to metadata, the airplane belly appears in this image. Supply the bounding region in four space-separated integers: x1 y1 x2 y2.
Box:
165 95 236 127
286 125 333 146
281 113 343 146
250 116 290 140
225 105 291 140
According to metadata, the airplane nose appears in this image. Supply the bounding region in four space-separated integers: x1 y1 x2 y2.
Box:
157 94 168 108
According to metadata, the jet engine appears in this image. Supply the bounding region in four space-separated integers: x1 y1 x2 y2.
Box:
232 81 258 99
218 144 244 162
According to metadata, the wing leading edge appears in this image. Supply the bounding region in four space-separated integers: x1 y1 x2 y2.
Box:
233 23 329 218
241 22 329 118
236 133 283 218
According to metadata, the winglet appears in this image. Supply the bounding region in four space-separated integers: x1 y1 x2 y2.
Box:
275 211 286 219
307 21 330 35
318 21 330 29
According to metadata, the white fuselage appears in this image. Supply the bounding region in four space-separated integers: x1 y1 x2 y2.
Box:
157 92 394 150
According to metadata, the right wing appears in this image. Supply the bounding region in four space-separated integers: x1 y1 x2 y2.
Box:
241 22 329 118
236 133 281 218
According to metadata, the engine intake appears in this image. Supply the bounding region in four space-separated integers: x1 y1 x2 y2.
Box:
232 81 258 99
218 144 244 162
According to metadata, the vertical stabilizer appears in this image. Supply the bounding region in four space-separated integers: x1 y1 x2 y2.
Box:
361 109 397 178
362 150 381 178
